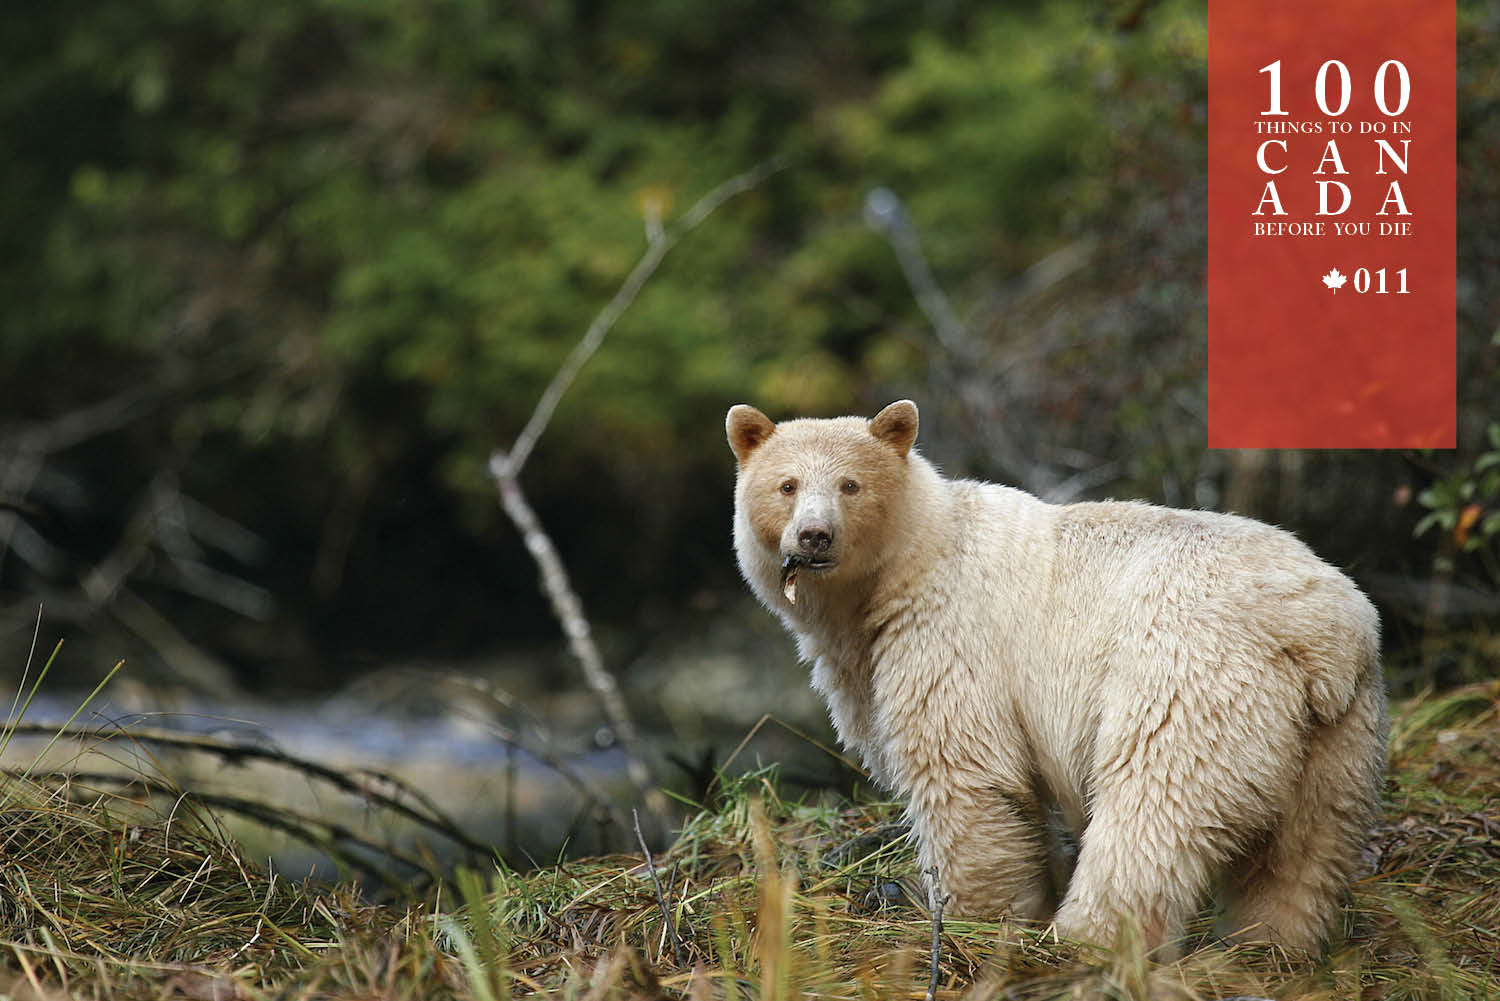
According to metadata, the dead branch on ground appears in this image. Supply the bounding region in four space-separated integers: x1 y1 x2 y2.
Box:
3 722 491 860
20 769 431 895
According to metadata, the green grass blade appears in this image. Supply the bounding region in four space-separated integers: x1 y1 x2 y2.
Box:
14 659 125 787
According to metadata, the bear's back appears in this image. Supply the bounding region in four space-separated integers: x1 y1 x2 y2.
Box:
1045 498 1377 723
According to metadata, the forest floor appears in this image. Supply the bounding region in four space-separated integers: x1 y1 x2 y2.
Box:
1 681 1497 1000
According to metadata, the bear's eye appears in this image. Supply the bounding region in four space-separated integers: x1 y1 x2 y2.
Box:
779 480 797 496
841 479 860 495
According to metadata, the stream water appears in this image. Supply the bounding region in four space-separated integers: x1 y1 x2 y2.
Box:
7 607 840 890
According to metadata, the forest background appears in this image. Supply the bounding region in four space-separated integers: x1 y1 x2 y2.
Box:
2 0 1498 762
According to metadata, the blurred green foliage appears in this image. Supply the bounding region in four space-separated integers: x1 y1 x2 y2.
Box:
0 0 1495 688
2 0 1169 440
1416 420 1500 554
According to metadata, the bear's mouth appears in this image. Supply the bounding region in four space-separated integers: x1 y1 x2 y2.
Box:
780 553 837 605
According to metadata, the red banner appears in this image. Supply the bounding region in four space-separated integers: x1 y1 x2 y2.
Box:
1208 1 1455 449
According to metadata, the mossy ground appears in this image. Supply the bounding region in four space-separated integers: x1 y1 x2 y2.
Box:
2 683 1497 1000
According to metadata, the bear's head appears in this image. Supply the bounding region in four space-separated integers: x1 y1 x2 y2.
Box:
725 400 920 609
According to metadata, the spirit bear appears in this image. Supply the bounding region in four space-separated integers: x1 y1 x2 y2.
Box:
726 400 1387 952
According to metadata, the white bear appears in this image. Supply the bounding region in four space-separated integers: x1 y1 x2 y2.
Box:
727 399 1387 952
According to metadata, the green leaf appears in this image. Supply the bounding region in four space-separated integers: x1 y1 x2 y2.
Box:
1416 485 1454 511
1413 511 1444 538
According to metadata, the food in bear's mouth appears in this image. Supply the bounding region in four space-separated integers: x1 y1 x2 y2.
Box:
780 553 804 605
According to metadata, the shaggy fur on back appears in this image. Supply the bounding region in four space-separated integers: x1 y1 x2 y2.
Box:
727 400 1388 952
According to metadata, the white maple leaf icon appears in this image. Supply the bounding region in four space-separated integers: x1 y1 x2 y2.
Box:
1322 267 1348 292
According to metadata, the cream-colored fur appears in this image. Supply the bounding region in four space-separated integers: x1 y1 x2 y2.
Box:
726 400 1387 953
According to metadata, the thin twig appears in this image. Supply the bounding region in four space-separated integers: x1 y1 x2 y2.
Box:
499 156 787 480
634 806 685 967
489 468 660 815
666 857 681 936
924 866 950 1001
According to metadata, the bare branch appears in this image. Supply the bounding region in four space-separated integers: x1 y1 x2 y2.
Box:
489 157 786 821
488 464 659 815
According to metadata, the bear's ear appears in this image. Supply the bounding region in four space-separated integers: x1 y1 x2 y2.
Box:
870 400 919 457
726 405 775 464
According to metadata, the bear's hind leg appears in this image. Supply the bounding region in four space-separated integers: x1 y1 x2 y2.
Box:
1220 674 1387 952
1055 664 1307 954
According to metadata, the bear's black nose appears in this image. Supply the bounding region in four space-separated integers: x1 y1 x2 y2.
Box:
798 521 833 555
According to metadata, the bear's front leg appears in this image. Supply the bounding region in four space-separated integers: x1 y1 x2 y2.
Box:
910 784 1051 922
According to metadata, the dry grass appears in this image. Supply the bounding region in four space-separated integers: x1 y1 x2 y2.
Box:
2 681 1498 1000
